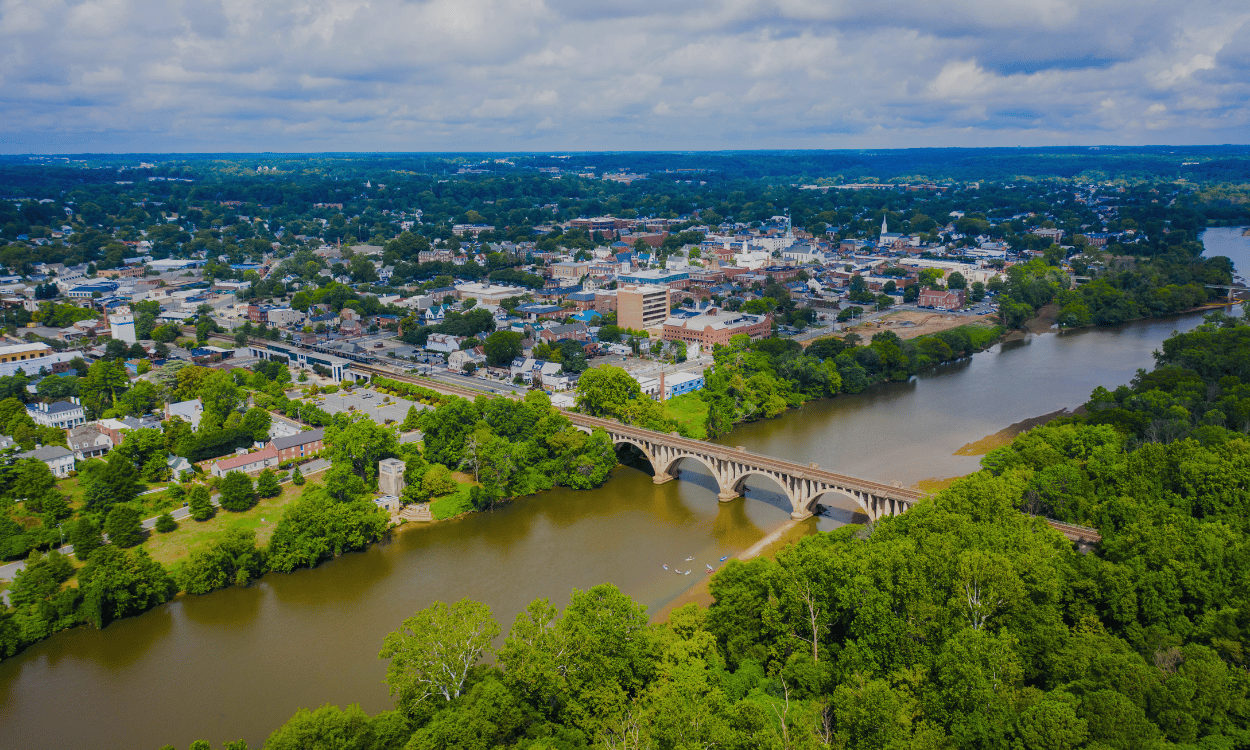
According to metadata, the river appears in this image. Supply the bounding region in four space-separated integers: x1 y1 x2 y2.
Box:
2 227 1248 750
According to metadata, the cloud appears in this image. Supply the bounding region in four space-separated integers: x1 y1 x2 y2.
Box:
0 0 1246 151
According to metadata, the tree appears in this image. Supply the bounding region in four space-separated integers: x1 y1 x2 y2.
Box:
256 468 281 498
291 467 305 486
575 365 642 418
79 359 130 418
325 417 399 488
104 505 144 548
199 370 243 423
401 405 422 432
77 545 176 629
947 271 967 289
379 598 501 716
154 513 177 533
70 516 103 561
188 484 215 521
483 331 523 367
219 471 255 512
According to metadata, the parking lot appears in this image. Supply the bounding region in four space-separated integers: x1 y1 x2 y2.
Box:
312 387 425 425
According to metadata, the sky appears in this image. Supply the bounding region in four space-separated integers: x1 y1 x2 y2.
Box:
0 0 1248 153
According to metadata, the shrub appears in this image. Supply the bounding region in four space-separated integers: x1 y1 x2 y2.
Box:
219 471 256 512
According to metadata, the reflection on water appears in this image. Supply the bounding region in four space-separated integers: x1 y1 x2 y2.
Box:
2 230 1247 750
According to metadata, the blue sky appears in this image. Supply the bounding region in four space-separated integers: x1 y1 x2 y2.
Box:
0 0 1247 153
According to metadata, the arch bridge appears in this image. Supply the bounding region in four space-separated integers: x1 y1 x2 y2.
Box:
568 413 920 521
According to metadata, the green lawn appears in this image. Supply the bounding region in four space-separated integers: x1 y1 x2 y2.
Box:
430 483 474 520
664 393 709 439
142 482 304 570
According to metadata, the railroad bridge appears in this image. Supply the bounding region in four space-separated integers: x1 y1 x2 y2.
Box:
567 413 921 521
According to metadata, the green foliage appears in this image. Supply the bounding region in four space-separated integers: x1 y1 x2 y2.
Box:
77 545 177 630
266 483 389 572
218 471 256 512
256 468 282 498
291 466 306 486
379 598 501 715
574 366 674 431
154 512 177 533
178 528 266 594
103 505 144 548
187 484 215 521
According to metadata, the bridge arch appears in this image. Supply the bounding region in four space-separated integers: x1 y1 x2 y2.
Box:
806 487 874 521
610 436 658 470
728 469 799 509
656 452 719 483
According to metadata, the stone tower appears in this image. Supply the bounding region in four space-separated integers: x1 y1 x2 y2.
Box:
378 458 406 497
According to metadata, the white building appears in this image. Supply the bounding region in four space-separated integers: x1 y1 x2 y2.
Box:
109 314 137 344
165 398 204 430
19 445 75 478
27 398 86 430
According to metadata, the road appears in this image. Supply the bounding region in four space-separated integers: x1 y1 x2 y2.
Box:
0 459 330 585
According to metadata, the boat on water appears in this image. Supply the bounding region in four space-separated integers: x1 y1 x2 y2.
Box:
706 564 714 572
663 564 669 570
719 555 730 562
685 556 695 561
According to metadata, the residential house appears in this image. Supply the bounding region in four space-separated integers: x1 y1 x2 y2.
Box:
165 398 204 430
917 288 966 310
27 399 86 430
19 445 75 477
67 423 113 460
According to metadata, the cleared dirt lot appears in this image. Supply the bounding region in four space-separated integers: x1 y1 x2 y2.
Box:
840 310 989 341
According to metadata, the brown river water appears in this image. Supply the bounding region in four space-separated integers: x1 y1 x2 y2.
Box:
2 228 1248 750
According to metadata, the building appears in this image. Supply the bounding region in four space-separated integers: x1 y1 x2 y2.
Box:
267 307 305 328
637 370 705 401
165 399 204 430
19 445 75 477
661 308 772 348
378 457 406 496
550 262 591 282
67 423 114 460
425 333 464 353
109 314 136 344
28 399 86 430
617 284 671 331
268 428 325 462
210 446 280 477
917 289 966 311
617 269 691 290
454 283 522 306
0 342 55 372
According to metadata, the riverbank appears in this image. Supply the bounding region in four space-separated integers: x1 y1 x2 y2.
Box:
649 514 819 624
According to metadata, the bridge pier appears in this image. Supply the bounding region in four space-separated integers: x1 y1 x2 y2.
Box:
717 488 740 502
653 472 674 485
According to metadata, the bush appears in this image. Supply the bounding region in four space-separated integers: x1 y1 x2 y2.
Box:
291 467 306 486
154 513 177 533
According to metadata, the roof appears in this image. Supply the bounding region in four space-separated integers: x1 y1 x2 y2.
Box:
28 400 82 415
212 445 278 472
20 445 74 461
270 427 325 451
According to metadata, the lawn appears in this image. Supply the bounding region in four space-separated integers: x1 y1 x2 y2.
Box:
430 482 474 520
664 393 709 439
141 482 305 570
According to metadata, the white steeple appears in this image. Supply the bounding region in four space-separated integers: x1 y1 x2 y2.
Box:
880 214 888 236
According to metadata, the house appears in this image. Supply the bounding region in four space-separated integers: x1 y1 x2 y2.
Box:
917 288 966 311
167 454 193 480
268 428 326 462
210 445 279 477
19 445 75 478
447 348 486 371
425 333 463 353
67 423 114 460
340 308 364 336
27 399 86 430
165 399 204 430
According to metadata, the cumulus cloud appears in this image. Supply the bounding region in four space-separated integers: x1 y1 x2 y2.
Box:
0 0 1246 151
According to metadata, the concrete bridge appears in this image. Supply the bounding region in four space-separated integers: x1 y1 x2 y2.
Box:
567 413 921 521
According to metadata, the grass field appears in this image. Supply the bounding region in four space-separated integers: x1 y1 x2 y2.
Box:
664 393 709 439
141 482 305 571
430 482 475 520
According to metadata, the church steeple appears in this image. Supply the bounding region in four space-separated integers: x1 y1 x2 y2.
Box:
880 214 888 236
